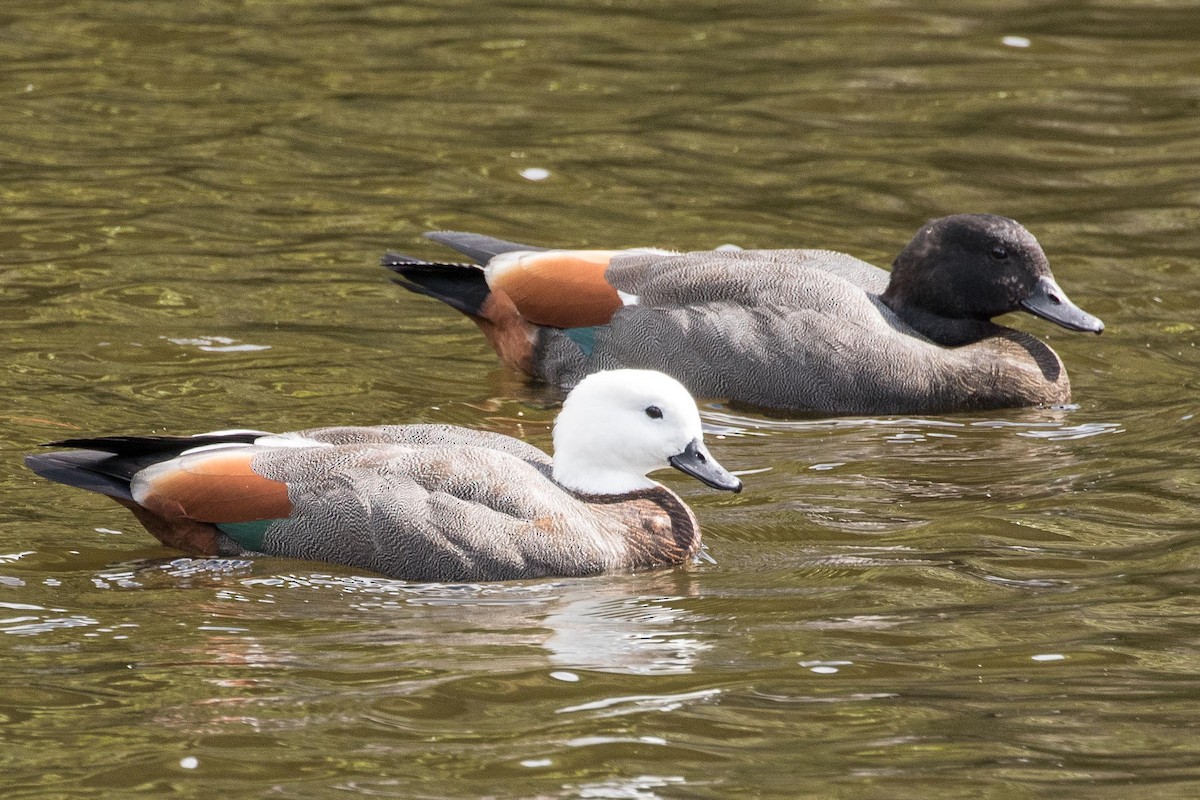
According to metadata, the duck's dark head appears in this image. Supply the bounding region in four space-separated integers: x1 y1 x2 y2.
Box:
881 214 1104 344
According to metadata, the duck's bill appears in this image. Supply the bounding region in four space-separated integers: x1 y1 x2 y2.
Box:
1020 276 1104 333
668 439 743 493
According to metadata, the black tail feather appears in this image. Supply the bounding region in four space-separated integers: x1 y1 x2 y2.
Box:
25 451 139 501
381 255 491 318
26 431 269 501
45 432 264 456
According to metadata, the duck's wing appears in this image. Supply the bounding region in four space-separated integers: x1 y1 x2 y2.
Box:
417 232 626 326
385 246 627 328
247 443 607 582
27 435 293 555
539 250 938 412
127 448 289 524
415 231 678 329
482 249 634 328
26 431 273 506
384 239 639 369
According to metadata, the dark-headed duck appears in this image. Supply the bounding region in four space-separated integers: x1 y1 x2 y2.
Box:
384 214 1103 415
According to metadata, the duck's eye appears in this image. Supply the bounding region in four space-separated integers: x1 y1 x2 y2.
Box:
645 405 663 419
990 245 1009 260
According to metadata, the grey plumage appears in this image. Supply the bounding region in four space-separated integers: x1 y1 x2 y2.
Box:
239 438 688 582
237 425 616 581
539 248 1065 414
399 217 1101 415
188 426 700 582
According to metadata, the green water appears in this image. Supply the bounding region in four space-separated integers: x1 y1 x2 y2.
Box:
4 1 1200 797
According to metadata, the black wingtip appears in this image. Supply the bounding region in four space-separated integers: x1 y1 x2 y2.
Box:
381 258 491 317
380 251 477 274
25 451 137 501
381 250 421 268
423 231 548 264
40 432 264 455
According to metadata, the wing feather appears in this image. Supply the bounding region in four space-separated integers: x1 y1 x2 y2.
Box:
132 449 292 523
488 250 625 328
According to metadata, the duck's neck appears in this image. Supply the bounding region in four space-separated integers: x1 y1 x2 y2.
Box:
552 459 658 496
880 293 1002 346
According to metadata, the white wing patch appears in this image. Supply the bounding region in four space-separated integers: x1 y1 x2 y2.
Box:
254 433 335 449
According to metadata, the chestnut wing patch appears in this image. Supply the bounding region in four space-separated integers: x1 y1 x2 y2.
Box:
132 449 293 524
490 250 624 328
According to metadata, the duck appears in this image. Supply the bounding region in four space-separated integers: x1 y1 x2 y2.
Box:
383 214 1104 415
24 370 742 582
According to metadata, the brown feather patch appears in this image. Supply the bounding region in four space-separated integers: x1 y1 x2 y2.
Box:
134 450 292 523
491 251 623 328
475 291 538 375
114 498 222 555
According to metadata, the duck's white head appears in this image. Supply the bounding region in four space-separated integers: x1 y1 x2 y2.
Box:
551 369 743 496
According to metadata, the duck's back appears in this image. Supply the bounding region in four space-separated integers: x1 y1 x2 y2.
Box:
531 249 1067 414
610 247 890 307
288 423 552 465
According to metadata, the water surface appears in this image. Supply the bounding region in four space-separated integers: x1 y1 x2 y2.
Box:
4 1 1200 797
